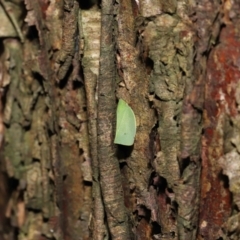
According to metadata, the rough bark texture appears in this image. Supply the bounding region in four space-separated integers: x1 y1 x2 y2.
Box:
97 0 131 238
198 1 240 239
0 0 240 240
80 5 107 240
1 0 91 239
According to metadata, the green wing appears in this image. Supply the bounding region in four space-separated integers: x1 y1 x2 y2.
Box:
114 99 136 146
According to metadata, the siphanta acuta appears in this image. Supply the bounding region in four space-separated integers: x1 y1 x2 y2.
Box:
114 99 136 146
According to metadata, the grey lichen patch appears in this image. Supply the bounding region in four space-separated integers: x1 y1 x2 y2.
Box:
2 27 56 238
139 9 195 237
145 15 192 103
143 13 194 188
25 162 43 209
4 122 23 176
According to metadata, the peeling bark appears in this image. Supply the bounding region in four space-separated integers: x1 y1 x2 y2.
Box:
1 0 240 240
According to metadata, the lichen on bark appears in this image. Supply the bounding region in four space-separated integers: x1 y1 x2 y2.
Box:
138 1 199 238
1 0 92 239
2 0 240 239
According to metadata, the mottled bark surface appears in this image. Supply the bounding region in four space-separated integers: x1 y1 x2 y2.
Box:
0 0 91 239
97 0 131 238
0 0 240 240
198 1 240 239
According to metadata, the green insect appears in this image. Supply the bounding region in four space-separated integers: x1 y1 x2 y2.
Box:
114 99 136 146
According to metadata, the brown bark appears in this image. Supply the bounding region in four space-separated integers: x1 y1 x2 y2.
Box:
0 0 240 240
198 3 240 238
97 0 131 238
81 6 107 240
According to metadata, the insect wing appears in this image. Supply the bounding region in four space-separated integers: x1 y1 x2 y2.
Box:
114 99 136 146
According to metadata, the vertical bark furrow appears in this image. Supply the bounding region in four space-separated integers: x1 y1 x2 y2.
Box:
116 0 156 238
81 6 107 239
98 0 131 238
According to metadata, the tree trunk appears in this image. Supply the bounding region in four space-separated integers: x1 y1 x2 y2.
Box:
0 0 240 240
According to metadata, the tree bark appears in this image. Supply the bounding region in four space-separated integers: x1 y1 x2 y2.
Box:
0 0 240 240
